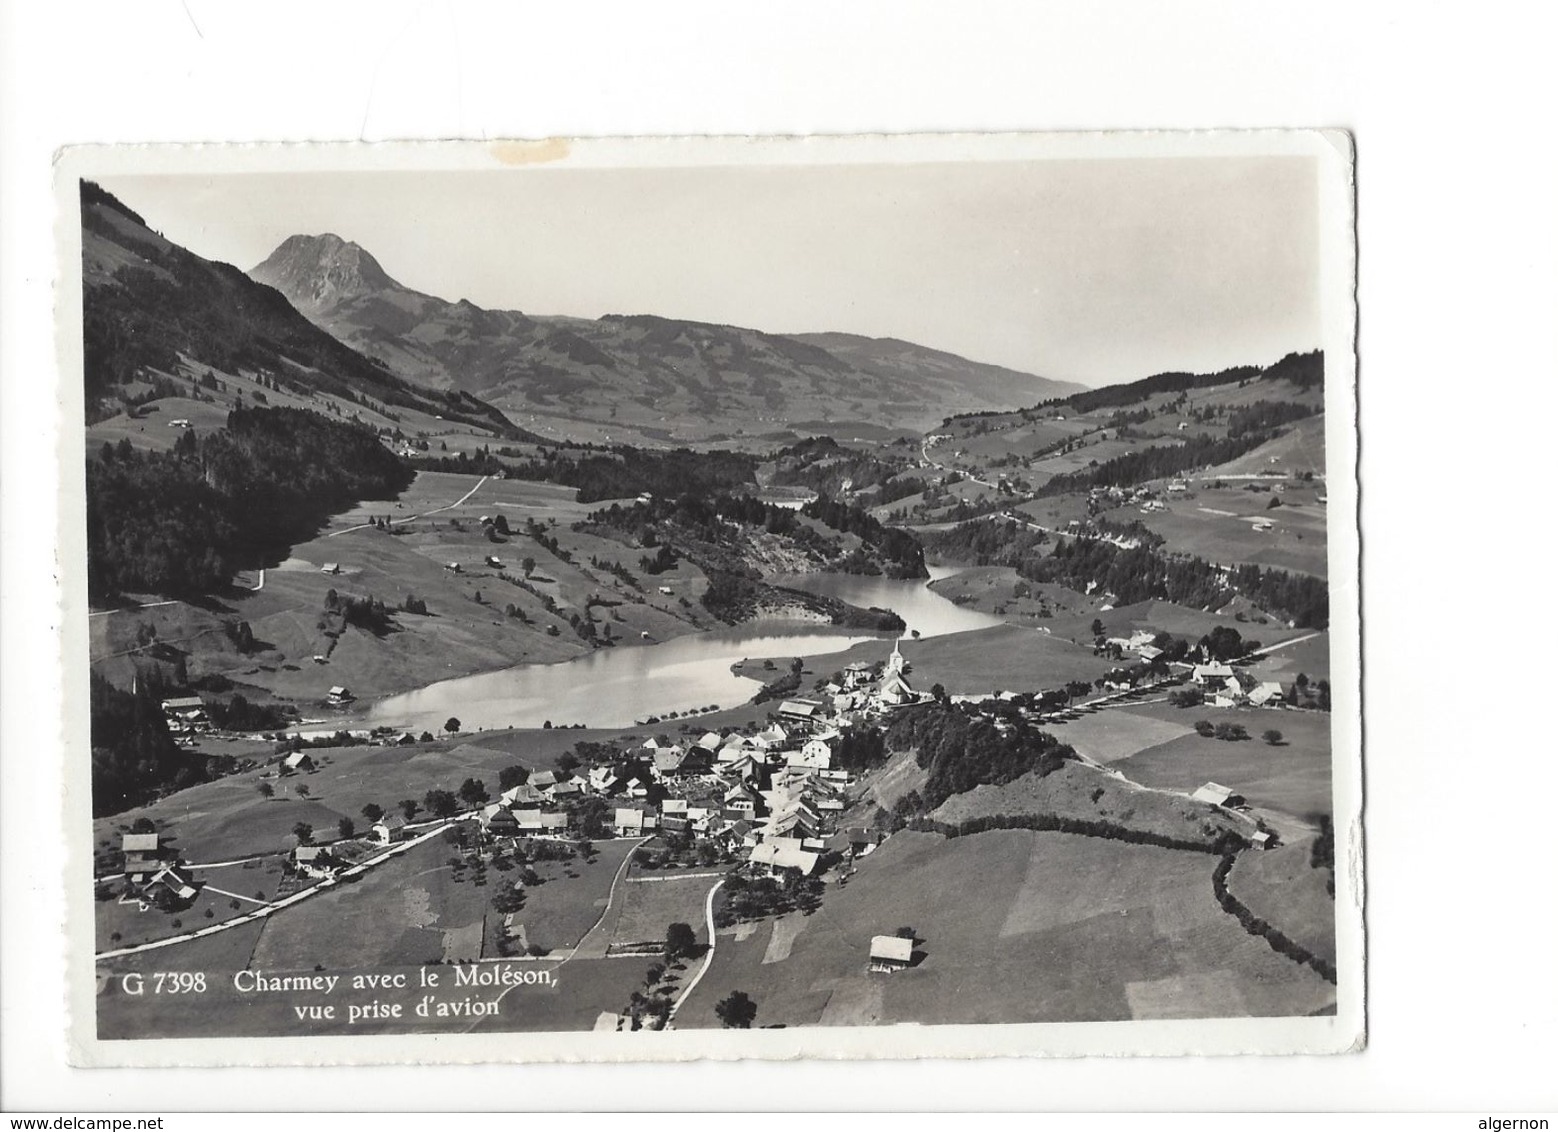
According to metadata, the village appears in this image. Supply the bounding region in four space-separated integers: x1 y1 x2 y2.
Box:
106 617 1314 1001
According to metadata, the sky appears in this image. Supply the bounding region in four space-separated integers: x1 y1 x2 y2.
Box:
100 155 1320 387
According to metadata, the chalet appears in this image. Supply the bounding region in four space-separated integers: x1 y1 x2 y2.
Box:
843 662 874 689
828 827 885 857
282 751 315 774
160 696 209 731
724 753 764 787
326 685 355 706
444 562 462 573
868 934 914 973
614 808 657 837
722 781 761 821
651 747 687 779
1191 782 1245 808
757 723 789 747
140 863 198 905
371 815 406 845
1191 663 1235 686
1247 681 1286 707
121 833 163 880
696 731 724 752
513 808 545 835
776 700 822 723
485 556 504 568
501 783 545 807
549 780 584 801
1250 830 1276 851
529 770 558 791
747 838 820 877
539 812 570 835
479 805 520 839
320 562 341 575
1136 644 1164 662
658 586 675 595
660 798 690 820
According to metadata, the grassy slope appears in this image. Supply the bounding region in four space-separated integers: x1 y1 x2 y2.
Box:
677 829 1334 1028
928 761 1246 848
1109 703 1334 818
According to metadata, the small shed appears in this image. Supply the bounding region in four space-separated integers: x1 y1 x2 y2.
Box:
1191 781 1245 808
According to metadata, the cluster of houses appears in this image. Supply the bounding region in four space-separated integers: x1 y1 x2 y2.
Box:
1189 663 1286 709
160 696 211 736
118 832 199 908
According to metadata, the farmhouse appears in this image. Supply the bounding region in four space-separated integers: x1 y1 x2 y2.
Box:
121 832 163 880
1250 830 1276 850
696 731 724 752
282 751 315 774
1191 663 1235 686
614 807 657 837
1191 782 1245 808
747 838 820 877
479 805 520 839
868 934 914 973
777 700 823 723
1247 681 1286 707
326 685 355 706
320 562 341 575
371 815 406 845
160 696 209 731
139 863 198 905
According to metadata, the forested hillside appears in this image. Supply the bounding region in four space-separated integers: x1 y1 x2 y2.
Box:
87 406 413 599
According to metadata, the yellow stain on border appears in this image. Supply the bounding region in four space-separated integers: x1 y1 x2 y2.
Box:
489 139 571 166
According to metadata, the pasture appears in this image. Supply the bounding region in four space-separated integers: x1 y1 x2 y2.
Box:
1109 702 1334 819
607 873 717 949
1226 836 1336 965
677 829 1335 1028
894 623 1116 695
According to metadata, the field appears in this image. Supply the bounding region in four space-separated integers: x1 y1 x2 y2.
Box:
676 829 1335 1028
606 872 718 949
1104 486 1329 578
1226 836 1337 965
894 623 1116 695
1109 702 1334 819
1247 631 1333 686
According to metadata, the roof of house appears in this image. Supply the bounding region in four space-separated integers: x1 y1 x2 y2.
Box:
283 751 312 767
776 700 820 718
697 731 724 750
1191 782 1239 805
161 696 205 710
869 935 914 963
747 839 820 874
1193 663 1235 680
122 832 160 852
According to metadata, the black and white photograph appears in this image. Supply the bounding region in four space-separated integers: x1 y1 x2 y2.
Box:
62 132 1359 1062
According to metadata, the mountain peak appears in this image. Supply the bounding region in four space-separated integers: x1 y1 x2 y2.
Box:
251 233 395 314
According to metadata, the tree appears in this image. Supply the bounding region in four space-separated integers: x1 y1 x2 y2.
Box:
498 764 530 790
555 751 580 776
664 921 698 963
458 777 490 808
1091 618 1105 638
895 925 917 941
644 963 666 989
361 802 383 822
256 782 274 799
130 816 157 834
1262 729 1285 746
444 717 461 735
292 822 313 845
930 682 947 704
522 557 536 577
425 789 459 819
1194 720 1215 737
399 798 420 820
714 990 757 1029
295 783 311 799
337 817 355 840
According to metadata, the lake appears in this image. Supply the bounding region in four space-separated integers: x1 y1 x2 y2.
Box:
359 569 1002 733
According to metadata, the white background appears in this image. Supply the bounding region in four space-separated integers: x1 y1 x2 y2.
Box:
3 0 1555 1113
